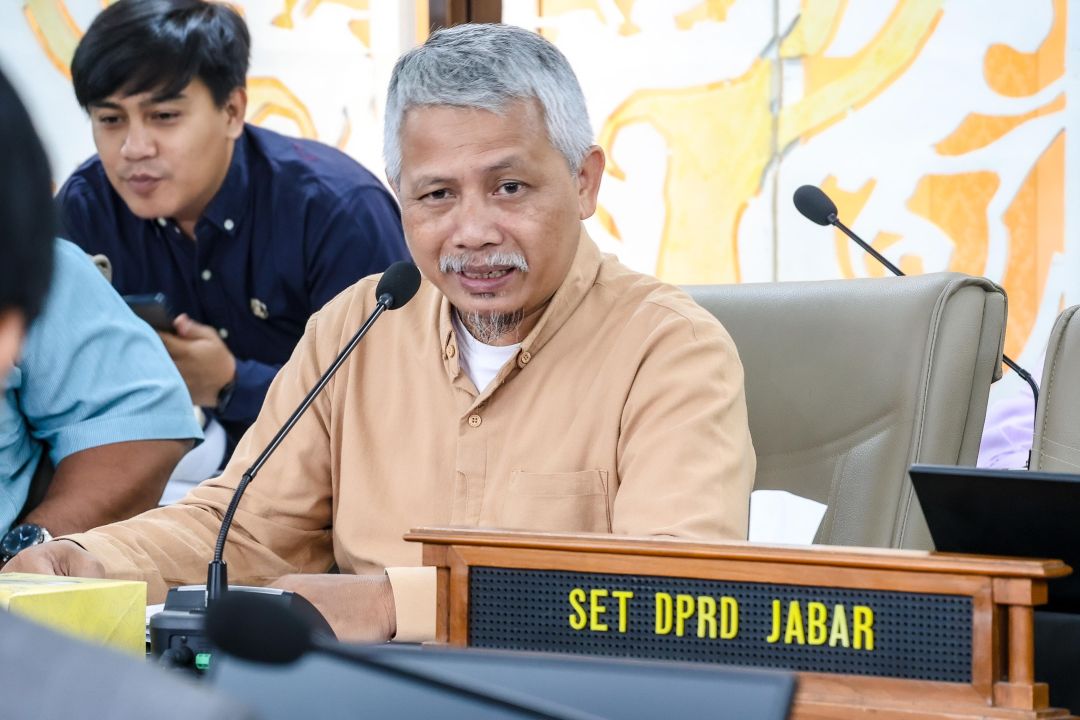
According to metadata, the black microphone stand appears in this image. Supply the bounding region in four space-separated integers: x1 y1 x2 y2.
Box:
152 263 419 671
207 296 392 602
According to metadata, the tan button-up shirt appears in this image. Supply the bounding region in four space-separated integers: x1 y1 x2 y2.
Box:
68 231 755 640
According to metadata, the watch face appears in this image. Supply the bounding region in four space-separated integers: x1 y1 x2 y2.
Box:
1 524 44 558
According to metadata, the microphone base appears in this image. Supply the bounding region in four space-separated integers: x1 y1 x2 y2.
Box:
149 585 335 676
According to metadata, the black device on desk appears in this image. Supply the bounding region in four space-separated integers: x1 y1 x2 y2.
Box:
206 591 796 720
149 262 422 674
910 464 1080 612
214 646 796 720
910 464 1080 713
150 585 333 671
123 293 177 333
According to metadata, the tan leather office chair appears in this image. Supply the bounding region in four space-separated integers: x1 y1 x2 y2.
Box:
1031 305 1080 473
687 273 1006 550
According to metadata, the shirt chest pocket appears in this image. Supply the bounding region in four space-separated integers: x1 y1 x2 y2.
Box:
497 470 611 534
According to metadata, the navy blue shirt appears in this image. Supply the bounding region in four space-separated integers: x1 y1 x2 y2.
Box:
56 124 409 445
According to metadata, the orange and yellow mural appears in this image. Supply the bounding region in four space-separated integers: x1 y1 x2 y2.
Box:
2 0 1074 382
500 0 1072 388
5 0 416 181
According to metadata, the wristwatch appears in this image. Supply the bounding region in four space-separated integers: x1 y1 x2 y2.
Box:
0 523 53 563
215 379 236 413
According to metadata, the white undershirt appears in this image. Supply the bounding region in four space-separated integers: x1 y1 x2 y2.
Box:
452 312 521 393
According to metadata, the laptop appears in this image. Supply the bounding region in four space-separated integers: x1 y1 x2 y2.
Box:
910 464 1080 614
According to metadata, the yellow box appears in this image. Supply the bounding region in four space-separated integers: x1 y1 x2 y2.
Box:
0 573 146 655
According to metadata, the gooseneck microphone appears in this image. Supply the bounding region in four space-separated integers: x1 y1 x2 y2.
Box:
793 185 904 276
206 592 601 720
207 261 422 602
151 262 421 670
793 184 1040 411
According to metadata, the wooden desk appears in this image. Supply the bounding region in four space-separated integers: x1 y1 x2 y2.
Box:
407 528 1075 719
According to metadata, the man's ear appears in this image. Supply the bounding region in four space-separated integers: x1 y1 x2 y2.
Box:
223 87 248 140
0 309 25 376
576 145 606 220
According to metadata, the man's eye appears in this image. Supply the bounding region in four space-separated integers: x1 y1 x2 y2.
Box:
425 189 449 201
97 116 121 125
499 182 522 195
154 112 180 121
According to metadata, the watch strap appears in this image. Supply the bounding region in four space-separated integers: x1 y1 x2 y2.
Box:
215 379 236 413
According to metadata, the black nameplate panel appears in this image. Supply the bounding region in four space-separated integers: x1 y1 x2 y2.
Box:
468 567 972 682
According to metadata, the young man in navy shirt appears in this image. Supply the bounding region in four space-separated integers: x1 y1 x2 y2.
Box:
56 0 409 452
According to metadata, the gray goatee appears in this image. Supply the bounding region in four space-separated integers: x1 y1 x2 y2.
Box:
458 308 526 344
442 250 529 344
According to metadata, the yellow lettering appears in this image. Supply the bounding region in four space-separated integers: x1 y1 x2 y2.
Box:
612 590 634 633
853 606 874 651
675 594 695 637
766 599 782 642
829 604 850 648
589 588 609 632
655 593 673 635
568 588 587 631
783 600 805 644
720 597 738 639
696 596 718 639
806 602 828 645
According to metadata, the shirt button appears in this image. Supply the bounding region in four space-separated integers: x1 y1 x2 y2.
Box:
445 344 456 359
467 414 482 428
218 327 229 340
518 350 532 368
156 218 167 227
224 219 235 232
201 269 212 281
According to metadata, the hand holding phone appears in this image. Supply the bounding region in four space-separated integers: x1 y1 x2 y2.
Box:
123 293 177 333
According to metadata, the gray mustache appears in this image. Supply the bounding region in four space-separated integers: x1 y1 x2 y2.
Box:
439 251 529 274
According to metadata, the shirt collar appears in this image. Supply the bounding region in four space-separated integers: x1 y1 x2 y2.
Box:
516 227 601 356
197 128 251 234
437 226 603 365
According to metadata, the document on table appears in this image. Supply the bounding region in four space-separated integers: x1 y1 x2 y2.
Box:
749 489 827 545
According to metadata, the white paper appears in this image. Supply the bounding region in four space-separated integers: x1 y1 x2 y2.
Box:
145 603 165 643
749 490 827 545
159 417 228 506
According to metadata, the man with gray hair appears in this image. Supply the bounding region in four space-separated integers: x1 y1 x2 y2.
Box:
8 24 755 644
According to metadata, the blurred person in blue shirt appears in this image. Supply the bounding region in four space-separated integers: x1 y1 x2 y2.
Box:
56 0 409 456
0 74 52 383
0 71 201 563
1 240 204 550
0 71 253 720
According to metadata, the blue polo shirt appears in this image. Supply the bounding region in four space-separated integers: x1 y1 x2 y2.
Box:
56 124 409 445
1 240 202 533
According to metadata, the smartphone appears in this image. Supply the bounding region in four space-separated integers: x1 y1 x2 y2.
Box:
123 293 177 333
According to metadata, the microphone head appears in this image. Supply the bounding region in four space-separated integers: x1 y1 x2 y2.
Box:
375 262 422 310
793 185 838 226
205 591 311 665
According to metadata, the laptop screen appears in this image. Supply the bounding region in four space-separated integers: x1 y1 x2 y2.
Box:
910 464 1080 614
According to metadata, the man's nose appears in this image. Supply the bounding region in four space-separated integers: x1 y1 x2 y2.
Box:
451 195 502 249
120 122 156 161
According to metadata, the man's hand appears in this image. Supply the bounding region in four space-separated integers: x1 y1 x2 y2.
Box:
269 573 396 643
159 314 236 407
1 540 105 578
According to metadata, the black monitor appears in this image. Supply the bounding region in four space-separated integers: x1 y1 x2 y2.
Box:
909 463 1080 613
210 643 795 720
910 463 1080 713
